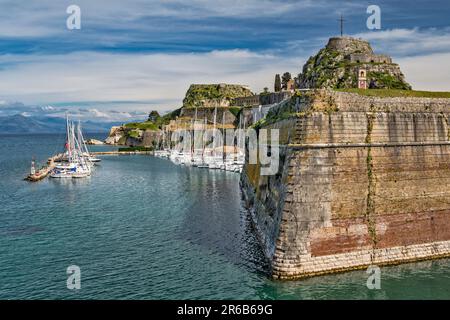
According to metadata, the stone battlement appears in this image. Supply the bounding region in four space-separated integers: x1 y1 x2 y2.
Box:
346 53 392 64
326 37 373 54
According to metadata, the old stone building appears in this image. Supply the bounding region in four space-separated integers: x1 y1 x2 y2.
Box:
358 69 367 89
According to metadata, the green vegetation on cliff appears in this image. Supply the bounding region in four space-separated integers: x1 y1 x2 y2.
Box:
124 107 182 131
297 37 411 90
228 106 242 117
182 84 253 108
124 122 159 131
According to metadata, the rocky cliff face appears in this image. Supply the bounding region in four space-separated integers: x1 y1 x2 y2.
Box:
297 37 411 90
105 126 125 145
104 125 161 147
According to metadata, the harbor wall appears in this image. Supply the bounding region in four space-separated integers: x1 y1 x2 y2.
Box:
240 90 450 279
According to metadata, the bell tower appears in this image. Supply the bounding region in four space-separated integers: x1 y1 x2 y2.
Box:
358 68 367 89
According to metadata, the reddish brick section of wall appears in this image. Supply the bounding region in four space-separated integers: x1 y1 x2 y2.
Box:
375 210 450 248
310 210 450 257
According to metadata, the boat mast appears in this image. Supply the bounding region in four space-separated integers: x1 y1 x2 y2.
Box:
162 126 165 150
212 106 217 158
194 108 198 155
222 110 225 163
66 114 72 163
241 112 246 158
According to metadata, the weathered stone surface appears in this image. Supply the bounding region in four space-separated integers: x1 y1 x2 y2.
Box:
104 126 124 144
240 90 450 279
180 107 236 125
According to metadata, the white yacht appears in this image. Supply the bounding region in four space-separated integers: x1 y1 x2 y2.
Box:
50 116 92 179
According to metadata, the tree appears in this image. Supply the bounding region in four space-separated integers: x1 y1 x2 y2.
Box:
148 110 160 122
274 74 281 92
281 72 292 90
263 87 269 94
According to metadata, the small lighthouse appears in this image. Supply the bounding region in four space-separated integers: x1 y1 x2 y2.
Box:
30 157 36 175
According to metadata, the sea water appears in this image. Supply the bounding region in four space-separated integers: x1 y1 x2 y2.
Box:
0 134 449 299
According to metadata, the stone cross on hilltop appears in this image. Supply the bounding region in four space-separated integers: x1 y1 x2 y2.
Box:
338 14 345 37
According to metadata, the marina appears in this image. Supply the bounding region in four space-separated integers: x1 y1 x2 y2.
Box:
3 133 450 299
25 116 100 182
154 107 246 174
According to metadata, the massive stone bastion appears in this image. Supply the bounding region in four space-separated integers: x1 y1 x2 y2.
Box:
240 90 450 279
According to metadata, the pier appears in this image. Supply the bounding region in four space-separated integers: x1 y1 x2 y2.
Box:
25 151 153 182
25 153 64 182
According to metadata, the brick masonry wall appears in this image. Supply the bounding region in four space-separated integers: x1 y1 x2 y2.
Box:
241 91 450 279
180 107 237 125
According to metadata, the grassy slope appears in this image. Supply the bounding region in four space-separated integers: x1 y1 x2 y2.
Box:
124 122 159 130
336 88 450 98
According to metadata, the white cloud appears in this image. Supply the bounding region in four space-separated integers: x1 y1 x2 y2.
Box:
352 27 450 56
398 52 450 91
0 50 303 112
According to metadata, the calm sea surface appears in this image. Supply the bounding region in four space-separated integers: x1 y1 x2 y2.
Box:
0 133 449 299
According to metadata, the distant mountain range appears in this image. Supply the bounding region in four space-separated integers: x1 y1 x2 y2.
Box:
0 114 123 134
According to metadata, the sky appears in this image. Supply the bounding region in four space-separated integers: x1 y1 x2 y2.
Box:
0 0 449 122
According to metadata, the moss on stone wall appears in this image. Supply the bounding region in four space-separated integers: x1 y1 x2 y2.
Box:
365 112 378 251
182 84 253 108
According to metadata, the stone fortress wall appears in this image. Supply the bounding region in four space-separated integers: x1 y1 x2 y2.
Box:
240 90 450 279
347 53 392 64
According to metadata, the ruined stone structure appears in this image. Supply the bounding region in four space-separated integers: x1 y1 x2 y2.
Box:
241 90 450 279
233 95 261 107
326 37 392 64
232 91 293 108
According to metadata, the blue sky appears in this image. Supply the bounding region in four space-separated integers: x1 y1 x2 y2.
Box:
0 0 449 121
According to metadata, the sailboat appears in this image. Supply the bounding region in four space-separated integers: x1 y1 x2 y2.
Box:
196 116 209 168
78 121 101 164
207 106 221 169
50 115 92 179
